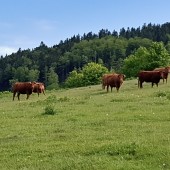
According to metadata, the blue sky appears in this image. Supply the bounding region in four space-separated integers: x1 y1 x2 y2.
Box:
0 0 169 56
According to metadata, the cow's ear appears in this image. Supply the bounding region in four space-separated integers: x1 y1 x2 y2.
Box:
118 74 122 78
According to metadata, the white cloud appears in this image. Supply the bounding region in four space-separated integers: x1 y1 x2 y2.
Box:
0 19 60 57
0 46 18 57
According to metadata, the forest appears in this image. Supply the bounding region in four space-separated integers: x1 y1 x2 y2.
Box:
0 22 170 91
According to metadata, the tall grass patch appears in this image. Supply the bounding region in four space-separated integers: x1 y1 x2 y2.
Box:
43 104 56 115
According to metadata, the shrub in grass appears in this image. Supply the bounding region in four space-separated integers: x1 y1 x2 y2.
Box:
154 91 167 97
45 95 57 103
0 91 10 98
58 96 70 102
43 105 56 115
154 90 170 100
166 93 170 100
117 142 138 156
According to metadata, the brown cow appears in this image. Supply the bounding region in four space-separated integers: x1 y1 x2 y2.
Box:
105 73 125 92
12 82 36 101
101 73 114 89
154 66 170 83
138 71 164 88
33 82 45 96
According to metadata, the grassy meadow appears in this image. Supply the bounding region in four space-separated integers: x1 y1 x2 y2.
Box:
0 78 170 170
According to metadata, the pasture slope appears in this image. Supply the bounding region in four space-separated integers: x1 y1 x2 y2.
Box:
0 78 170 170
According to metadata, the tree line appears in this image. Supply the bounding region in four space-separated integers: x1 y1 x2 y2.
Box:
0 22 170 91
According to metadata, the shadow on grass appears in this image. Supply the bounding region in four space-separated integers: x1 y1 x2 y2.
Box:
82 142 141 160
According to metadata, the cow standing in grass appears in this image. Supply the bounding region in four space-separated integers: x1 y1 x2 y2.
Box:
138 71 164 88
154 66 170 83
102 73 114 89
33 82 45 96
105 73 125 92
12 82 36 101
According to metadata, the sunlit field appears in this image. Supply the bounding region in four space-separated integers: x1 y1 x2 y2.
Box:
0 78 170 170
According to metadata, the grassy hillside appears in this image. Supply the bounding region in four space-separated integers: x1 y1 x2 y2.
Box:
0 78 170 170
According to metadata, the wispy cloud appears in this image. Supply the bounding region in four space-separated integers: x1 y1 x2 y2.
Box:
0 19 60 56
0 46 18 57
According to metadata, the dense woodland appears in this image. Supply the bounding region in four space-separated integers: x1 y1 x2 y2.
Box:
1 22 170 91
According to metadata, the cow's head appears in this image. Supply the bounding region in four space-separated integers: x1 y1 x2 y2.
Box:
118 74 126 80
165 66 170 73
31 82 37 91
159 71 165 79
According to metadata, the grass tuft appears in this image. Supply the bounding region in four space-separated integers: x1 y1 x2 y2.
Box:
43 105 56 115
154 90 167 97
58 96 70 102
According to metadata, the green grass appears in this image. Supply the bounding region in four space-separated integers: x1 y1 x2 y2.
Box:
0 79 170 170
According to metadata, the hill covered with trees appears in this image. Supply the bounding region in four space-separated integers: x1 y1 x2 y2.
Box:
0 22 170 91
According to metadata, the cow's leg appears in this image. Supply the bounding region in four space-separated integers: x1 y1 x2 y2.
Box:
26 93 30 100
43 90 45 95
17 93 20 101
163 78 165 83
116 87 119 92
13 92 16 101
116 83 120 92
107 85 109 92
152 82 154 87
111 86 113 92
140 81 143 88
